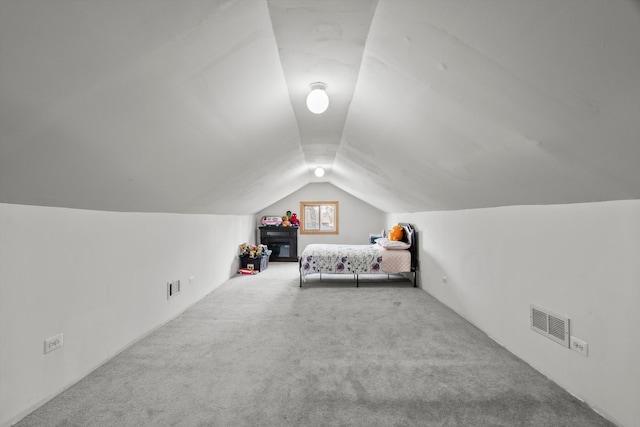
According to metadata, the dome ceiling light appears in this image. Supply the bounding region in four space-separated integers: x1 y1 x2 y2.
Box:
306 82 329 114
314 167 325 177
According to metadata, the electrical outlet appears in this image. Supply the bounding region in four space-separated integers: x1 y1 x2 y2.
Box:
570 336 588 357
442 276 447 283
189 276 195 284
44 333 63 354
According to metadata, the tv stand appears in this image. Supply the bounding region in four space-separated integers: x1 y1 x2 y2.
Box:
259 226 298 262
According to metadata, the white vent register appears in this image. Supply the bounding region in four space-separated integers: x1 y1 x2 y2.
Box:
530 304 570 347
167 280 181 300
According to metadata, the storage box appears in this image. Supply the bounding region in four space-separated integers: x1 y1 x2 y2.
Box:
239 255 269 272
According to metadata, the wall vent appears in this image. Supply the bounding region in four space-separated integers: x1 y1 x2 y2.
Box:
167 280 181 300
530 304 570 347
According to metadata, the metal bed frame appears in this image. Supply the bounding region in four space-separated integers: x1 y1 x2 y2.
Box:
298 223 418 287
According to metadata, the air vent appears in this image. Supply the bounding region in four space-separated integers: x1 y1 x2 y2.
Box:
530 304 570 347
167 280 181 300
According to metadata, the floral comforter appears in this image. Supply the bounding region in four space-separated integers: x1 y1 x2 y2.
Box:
299 244 387 278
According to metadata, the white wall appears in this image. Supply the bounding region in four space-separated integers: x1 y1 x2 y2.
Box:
0 203 254 427
389 200 640 427
256 183 386 254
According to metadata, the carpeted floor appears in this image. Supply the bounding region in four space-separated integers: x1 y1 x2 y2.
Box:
16 263 614 426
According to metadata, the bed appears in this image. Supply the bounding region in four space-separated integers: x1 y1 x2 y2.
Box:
298 223 418 287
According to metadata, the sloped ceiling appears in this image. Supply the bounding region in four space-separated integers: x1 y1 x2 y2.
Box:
1 0 639 215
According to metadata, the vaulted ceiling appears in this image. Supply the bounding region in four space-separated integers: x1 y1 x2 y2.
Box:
1 0 639 214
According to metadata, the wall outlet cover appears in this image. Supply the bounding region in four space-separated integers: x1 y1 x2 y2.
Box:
570 336 589 357
44 333 63 354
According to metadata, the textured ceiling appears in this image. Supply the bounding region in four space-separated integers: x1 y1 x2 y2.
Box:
1 0 639 214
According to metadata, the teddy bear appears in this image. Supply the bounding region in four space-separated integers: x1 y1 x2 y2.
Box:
281 215 292 227
290 213 299 227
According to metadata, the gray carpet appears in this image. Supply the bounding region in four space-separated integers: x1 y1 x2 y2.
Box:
17 263 614 426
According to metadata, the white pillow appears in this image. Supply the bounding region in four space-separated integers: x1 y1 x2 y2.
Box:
375 237 410 250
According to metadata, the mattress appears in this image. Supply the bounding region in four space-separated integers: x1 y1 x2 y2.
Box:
299 243 411 277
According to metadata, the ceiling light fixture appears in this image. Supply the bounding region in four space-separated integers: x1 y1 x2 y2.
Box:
314 167 325 177
306 82 329 114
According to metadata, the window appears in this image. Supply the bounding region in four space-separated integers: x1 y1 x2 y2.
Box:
300 201 339 234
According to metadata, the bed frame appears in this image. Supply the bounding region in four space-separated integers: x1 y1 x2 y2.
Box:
298 223 418 287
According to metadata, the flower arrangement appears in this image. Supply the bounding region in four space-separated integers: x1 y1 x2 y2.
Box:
238 243 271 258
